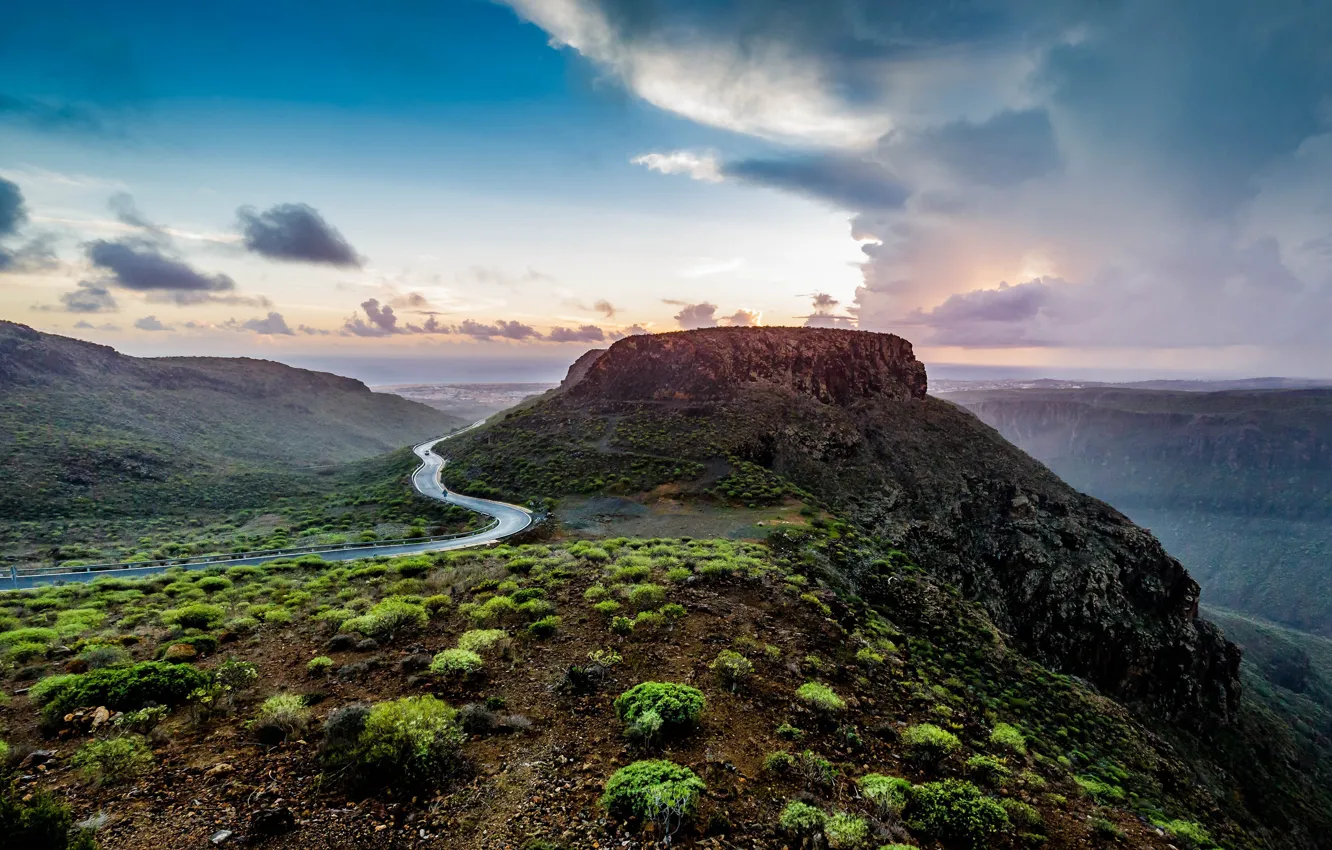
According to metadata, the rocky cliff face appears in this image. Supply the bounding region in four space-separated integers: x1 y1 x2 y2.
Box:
569 327 928 405
546 328 1243 725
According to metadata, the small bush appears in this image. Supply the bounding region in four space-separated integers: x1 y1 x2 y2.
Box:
779 800 827 836
27 674 81 707
196 576 232 593
906 779 1009 850
609 615 635 635
764 750 795 773
593 599 622 616
471 595 519 627
161 603 224 630
600 759 705 835
252 694 310 744
902 723 960 768
989 722 1027 755
6 641 48 663
710 650 754 692
1075 775 1126 804
71 735 153 786
358 597 427 642
430 649 484 678
0 627 58 647
859 773 912 817
965 754 1011 785
308 656 335 675
584 585 608 602
262 607 293 626
113 705 169 734
423 595 453 616
1156 819 1213 849
796 749 838 788
41 661 210 719
0 789 97 850
457 629 508 655
1000 799 1044 830
1091 817 1125 840
614 682 705 735
346 695 464 788
627 583 667 611
527 615 561 638
824 812 869 849
796 682 846 713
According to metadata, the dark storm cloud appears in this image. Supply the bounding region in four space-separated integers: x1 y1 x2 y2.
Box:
237 203 362 267
548 324 606 342
236 312 295 336
455 319 541 340
134 315 172 332
921 109 1062 188
724 156 908 210
59 281 119 314
0 178 26 236
86 239 236 304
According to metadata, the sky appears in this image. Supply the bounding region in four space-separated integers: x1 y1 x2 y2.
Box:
3 0 1332 382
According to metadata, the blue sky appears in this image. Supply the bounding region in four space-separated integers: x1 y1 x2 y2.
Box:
4 0 1332 381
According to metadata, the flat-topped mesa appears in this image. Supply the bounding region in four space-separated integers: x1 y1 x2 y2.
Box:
566 327 928 405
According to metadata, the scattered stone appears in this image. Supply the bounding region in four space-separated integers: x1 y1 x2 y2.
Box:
64 658 89 674
20 750 57 769
355 638 379 652
210 830 233 845
248 806 296 840
326 635 356 652
163 643 199 662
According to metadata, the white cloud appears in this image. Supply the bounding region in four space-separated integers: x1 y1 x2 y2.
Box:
631 150 723 183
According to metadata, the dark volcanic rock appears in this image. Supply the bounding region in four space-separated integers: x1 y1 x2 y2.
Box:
566 327 927 405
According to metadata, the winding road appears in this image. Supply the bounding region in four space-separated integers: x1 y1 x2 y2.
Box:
7 421 533 589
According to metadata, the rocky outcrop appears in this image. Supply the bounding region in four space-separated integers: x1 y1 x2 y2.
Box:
568 327 927 405
543 327 1242 725
559 348 606 391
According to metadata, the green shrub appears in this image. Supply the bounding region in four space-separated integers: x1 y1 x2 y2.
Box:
519 599 556 620
796 749 839 788
527 615 561 638
609 615 635 635
1000 799 1044 830
457 629 509 654
600 759 705 834
796 681 846 713
763 750 795 773
902 723 961 768
6 641 48 663
252 694 310 743
113 705 169 734
224 616 260 635
0 740 8 763
1091 817 1125 840
423 595 453 616
778 800 827 836
709 650 754 691
1074 775 1125 804
196 576 232 593
824 812 869 849
471 595 519 627
41 661 210 719
627 583 667 611
583 585 608 602
0 789 97 850
348 696 464 788
307 656 335 675
593 599 622 616
859 773 912 817
71 735 153 785
989 722 1027 755
965 754 1011 785
430 649 484 678
357 596 427 641
1155 819 1213 849
27 674 81 707
161 603 225 630
262 607 293 626
0 627 59 647
906 779 1009 850
633 610 666 630
614 682 705 735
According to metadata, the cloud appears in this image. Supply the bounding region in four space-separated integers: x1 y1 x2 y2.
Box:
390 292 432 310
720 309 760 327
236 312 295 336
343 298 402 336
59 281 119 314
620 324 649 336
0 177 26 236
86 239 236 304
464 266 555 287
632 150 722 182
134 315 172 332
803 292 856 328
511 0 1332 365
592 299 617 318
108 192 161 231
919 109 1063 189
455 319 541 340
672 302 717 329
678 257 744 279
0 234 60 274
237 203 361 267
299 324 331 336
548 324 606 342
724 155 908 210
73 320 120 331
